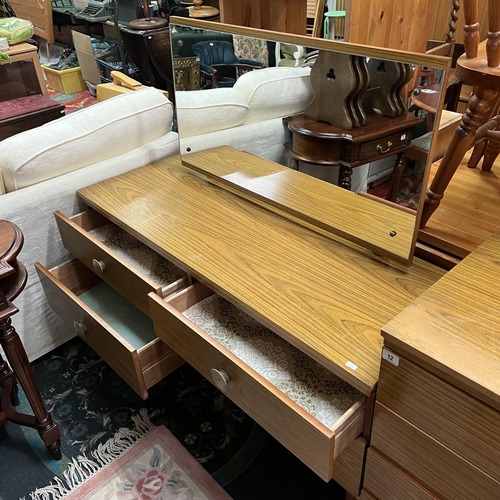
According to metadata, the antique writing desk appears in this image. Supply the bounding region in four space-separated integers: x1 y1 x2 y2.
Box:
61 152 444 488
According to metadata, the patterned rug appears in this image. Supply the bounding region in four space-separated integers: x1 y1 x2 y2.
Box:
47 85 97 113
0 337 267 500
29 424 233 500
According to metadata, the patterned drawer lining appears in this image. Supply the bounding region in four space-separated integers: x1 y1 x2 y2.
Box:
90 225 185 288
183 294 364 428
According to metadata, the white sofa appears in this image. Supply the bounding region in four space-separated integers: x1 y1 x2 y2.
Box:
0 87 179 361
176 66 314 165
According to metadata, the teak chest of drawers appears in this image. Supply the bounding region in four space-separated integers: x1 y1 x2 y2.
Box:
37 154 444 491
362 232 500 500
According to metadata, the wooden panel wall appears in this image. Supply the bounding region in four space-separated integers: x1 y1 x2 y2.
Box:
345 0 431 53
219 0 307 35
428 0 488 45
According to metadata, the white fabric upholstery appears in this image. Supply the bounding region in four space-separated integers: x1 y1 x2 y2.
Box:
176 88 249 138
180 118 287 164
0 88 173 192
1 132 179 362
233 66 313 124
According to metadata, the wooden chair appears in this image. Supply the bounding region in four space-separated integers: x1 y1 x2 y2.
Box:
420 0 500 228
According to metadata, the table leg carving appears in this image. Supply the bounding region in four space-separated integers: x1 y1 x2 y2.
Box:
386 153 406 202
420 86 499 228
339 164 353 190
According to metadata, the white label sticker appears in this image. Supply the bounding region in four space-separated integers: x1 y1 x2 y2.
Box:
382 348 400 366
346 361 358 370
401 134 406 141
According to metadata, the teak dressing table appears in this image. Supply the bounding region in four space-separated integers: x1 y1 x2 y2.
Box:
36 151 445 492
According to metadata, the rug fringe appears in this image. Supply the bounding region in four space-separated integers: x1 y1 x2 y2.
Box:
24 409 155 500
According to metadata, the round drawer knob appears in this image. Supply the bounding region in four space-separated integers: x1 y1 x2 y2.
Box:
92 259 106 275
210 368 230 392
74 321 88 337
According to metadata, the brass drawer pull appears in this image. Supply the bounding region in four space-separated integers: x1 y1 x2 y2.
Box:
74 321 88 337
92 259 106 275
376 141 393 154
210 368 230 392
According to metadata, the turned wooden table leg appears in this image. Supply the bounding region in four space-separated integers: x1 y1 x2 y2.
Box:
339 163 353 191
386 153 406 202
420 86 499 228
0 219 62 460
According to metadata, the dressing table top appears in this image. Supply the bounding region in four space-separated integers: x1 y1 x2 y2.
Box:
78 155 444 395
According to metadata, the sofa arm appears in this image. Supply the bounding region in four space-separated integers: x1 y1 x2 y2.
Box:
0 88 174 193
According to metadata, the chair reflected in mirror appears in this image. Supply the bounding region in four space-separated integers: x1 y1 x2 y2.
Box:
191 40 265 88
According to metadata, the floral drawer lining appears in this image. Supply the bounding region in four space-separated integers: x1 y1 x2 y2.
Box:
183 294 364 428
90 224 185 288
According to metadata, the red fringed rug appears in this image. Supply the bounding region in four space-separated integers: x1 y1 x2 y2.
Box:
47 84 97 113
28 413 233 500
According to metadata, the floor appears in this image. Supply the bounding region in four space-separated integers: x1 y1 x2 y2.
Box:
418 148 500 260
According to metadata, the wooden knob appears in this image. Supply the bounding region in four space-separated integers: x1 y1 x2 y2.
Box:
92 259 106 275
210 368 230 392
74 321 88 336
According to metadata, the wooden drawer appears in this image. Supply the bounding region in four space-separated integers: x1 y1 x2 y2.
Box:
331 436 367 497
148 282 367 481
357 131 410 162
364 448 439 500
35 259 184 400
377 348 500 482
55 209 189 317
359 491 377 500
371 402 500 500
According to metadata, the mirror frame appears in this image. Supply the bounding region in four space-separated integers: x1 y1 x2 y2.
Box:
170 17 451 264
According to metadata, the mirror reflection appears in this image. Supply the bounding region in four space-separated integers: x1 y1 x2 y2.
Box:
170 21 448 262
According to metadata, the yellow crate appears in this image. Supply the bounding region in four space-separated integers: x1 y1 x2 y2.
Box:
42 65 87 94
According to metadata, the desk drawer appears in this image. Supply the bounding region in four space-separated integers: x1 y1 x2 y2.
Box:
55 210 189 317
378 349 500 482
357 132 410 162
36 259 184 400
149 282 366 481
364 448 439 500
371 402 500 500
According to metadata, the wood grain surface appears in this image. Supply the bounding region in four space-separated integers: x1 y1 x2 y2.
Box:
181 146 416 262
364 448 440 500
377 350 500 482
383 231 500 410
371 402 500 500
78 156 444 395
330 436 367 496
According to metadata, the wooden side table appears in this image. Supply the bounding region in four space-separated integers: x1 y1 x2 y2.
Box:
285 113 422 200
5 43 48 97
0 220 61 459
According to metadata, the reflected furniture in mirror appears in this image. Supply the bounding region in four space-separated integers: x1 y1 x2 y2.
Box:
172 18 450 264
420 0 500 229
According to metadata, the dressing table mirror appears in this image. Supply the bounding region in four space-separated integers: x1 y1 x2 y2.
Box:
169 18 451 264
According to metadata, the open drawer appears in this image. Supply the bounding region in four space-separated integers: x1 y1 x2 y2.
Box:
55 209 190 317
148 282 366 481
35 259 184 400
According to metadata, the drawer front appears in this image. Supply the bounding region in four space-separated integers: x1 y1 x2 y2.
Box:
35 260 183 400
148 288 365 481
55 210 184 317
359 491 378 500
358 132 409 162
331 436 367 497
378 348 500 482
364 448 439 500
371 402 500 500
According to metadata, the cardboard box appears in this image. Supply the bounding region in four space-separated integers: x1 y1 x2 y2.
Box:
72 30 101 85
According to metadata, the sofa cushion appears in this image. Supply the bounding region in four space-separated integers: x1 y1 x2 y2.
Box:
233 66 313 124
176 88 249 138
0 172 5 196
0 87 173 192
